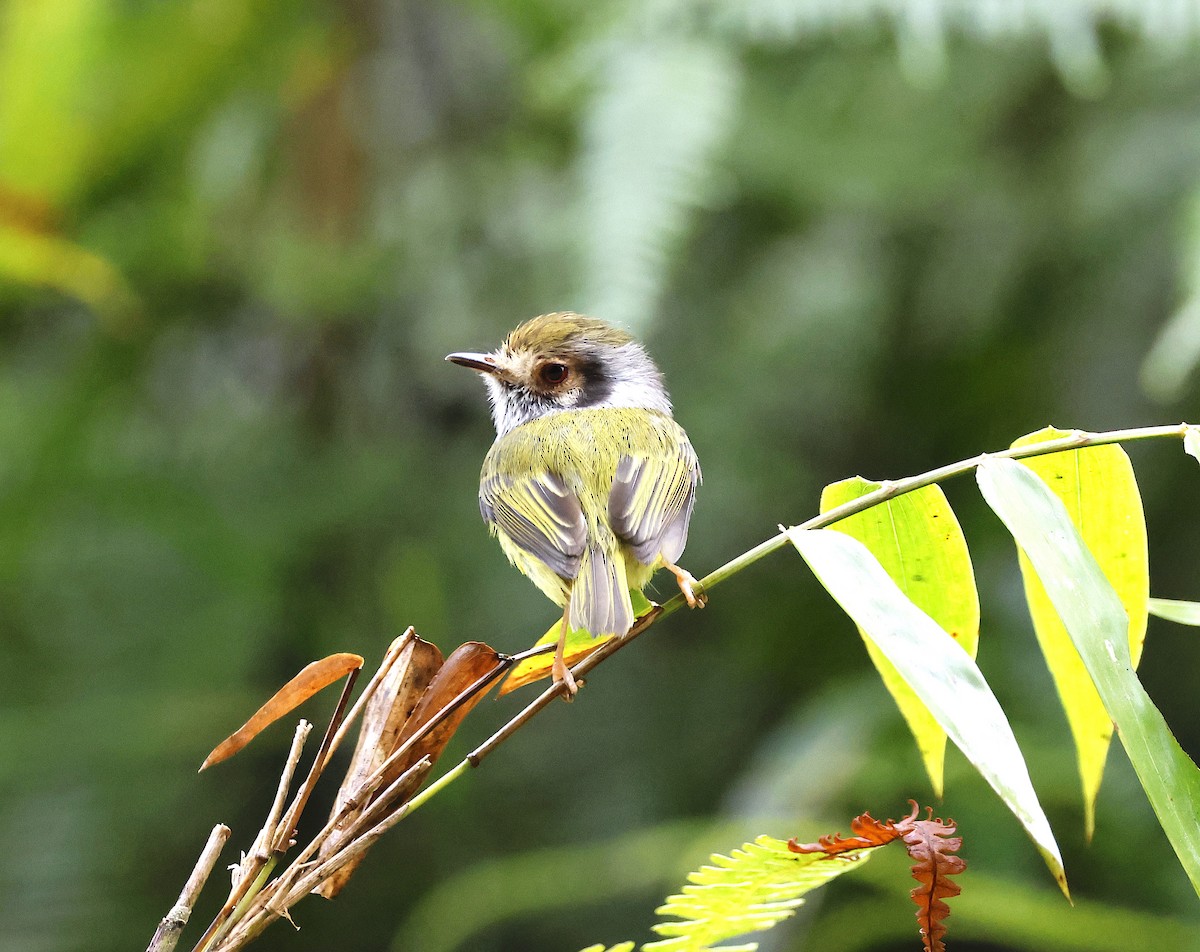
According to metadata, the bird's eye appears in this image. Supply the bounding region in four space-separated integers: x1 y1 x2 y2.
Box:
539 363 569 386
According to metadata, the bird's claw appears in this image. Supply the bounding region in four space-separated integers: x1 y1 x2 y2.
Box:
553 654 579 699
662 559 706 609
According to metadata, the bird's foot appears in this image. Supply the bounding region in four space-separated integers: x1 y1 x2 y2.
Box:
662 559 707 609
552 651 578 699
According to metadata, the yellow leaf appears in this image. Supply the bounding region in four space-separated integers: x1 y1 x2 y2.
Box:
500 591 654 694
1010 426 1149 839
821 478 980 797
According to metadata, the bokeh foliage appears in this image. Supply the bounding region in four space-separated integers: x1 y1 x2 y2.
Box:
3 1 1200 950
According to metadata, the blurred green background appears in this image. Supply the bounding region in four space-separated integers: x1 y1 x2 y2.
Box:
4 1 1200 950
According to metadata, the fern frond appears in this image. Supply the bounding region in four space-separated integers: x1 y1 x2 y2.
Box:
642 834 873 951
581 36 740 332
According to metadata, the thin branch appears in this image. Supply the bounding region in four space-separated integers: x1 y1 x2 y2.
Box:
147 825 231 952
408 423 1195 805
274 670 361 851
192 720 312 952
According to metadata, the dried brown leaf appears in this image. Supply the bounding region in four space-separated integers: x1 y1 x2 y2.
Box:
895 804 967 952
311 642 504 899
201 653 364 770
312 634 443 899
384 641 505 783
788 811 903 855
330 633 443 818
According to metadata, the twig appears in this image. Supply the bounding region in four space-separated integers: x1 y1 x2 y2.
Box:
273 670 360 851
192 720 312 952
405 423 1195 808
147 825 231 952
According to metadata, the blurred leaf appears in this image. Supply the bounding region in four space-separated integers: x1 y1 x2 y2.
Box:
787 527 1067 896
201 653 364 769
579 945 635 952
645 835 872 951
500 590 654 694
1009 426 1149 838
821 478 979 797
394 820 709 952
0 0 107 201
0 222 137 326
1149 597 1200 626
977 457 1200 898
582 36 739 330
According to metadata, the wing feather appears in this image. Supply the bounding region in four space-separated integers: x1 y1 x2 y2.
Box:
609 440 700 566
481 470 587 579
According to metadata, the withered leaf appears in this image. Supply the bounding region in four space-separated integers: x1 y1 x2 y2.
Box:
201 653 364 770
787 801 966 952
313 633 443 899
896 807 966 952
788 811 903 854
383 641 505 785
312 641 504 900
331 632 443 818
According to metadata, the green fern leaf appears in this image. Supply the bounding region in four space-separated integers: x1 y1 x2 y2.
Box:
581 36 739 332
642 835 873 951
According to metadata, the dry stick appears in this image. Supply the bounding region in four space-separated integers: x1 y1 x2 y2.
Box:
258 757 435 919
405 423 1195 810
273 669 361 852
219 784 429 951
209 659 516 949
192 721 312 952
147 825 232 952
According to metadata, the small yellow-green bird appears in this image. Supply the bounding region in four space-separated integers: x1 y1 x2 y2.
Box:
447 312 704 694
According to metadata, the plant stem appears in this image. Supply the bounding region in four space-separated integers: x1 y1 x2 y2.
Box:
413 423 1193 798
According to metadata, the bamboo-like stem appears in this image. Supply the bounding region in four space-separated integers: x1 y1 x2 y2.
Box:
147 825 231 952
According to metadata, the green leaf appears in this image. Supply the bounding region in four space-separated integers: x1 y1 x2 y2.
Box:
579 945 635 952
1009 426 1149 838
1185 425 1200 464
977 457 1200 898
821 478 979 797
644 835 873 951
787 527 1067 897
1149 597 1200 626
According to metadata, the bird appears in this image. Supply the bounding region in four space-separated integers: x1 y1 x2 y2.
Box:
447 312 704 695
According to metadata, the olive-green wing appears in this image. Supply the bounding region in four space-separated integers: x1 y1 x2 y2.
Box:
480 469 587 580
608 442 699 566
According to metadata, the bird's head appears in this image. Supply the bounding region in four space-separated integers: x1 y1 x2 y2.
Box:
447 312 672 435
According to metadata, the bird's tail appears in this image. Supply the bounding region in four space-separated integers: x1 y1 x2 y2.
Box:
569 543 634 638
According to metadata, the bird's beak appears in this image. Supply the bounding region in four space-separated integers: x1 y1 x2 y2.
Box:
445 352 499 374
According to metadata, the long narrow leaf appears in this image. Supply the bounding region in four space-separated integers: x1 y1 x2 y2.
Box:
821 478 980 797
1149 597 1200 626
787 527 1066 896
977 457 1200 897
1009 427 1149 837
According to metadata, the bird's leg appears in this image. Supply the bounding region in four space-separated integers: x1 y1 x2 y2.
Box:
553 601 579 699
660 557 707 608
